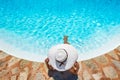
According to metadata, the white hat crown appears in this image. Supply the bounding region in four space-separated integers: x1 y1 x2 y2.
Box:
55 49 67 62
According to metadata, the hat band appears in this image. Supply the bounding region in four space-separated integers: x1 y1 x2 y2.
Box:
56 49 68 67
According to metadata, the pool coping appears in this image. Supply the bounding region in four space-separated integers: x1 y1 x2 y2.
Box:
0 35 120 62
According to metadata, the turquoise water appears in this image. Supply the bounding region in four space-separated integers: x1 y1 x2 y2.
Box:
0 0 120 56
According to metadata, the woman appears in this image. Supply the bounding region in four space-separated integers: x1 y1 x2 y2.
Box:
45 36 79 80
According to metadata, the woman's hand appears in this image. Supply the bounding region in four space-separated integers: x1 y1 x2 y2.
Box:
45 58 49 63
74 61 79 69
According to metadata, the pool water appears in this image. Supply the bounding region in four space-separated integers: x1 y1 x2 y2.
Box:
0 0 120 61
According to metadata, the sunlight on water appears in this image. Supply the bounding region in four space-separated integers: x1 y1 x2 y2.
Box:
0 0 120 57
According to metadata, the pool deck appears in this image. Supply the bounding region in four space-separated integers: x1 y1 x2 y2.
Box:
0 46 120 80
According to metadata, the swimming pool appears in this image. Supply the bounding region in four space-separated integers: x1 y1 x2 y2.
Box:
0 0 120 62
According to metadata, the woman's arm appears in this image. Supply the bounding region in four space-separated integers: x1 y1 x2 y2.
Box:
45 58 54 70
74 61 80 73
69 61 80 74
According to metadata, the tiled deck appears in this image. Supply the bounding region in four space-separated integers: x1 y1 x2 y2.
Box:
0 46 120 80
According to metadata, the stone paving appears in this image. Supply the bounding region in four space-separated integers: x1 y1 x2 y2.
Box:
0 46 120 80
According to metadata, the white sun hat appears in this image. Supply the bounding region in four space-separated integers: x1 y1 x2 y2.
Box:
48 44 78 71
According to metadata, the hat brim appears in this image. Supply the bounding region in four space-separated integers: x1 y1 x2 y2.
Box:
48 44 78 71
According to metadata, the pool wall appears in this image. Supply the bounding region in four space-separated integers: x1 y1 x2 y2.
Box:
0 34 120 62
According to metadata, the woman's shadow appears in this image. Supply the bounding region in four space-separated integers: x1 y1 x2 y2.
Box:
48 70 78 80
